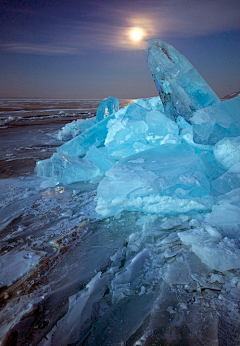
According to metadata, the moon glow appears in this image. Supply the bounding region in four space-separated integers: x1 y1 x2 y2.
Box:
129 27 146 42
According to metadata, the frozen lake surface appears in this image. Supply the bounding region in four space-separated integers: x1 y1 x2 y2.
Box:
0 93 240 346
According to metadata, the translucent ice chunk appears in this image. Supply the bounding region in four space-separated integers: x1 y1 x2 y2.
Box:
96 143 213 217
191 238 240 272
176 115 192 133
197 150 226 182
123 102 149 121
105 107 179 160
178 226 221 247
57 115 115 157
163 260 191 285
146 39 220 121
57 117 96 141
145 111 179 137
217 187 240 208
178 227 240 272
213 136 240 169
105 117 151 160
96 96 119 122
205 203 240 229
84 146 115 173
36 153 101 184
204 187 240 229
50 272 107 346
134 96 164 113
211 162 240 194
192 95 240 145
111 248 150 301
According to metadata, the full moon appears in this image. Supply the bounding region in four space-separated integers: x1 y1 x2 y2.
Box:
129 27 145 42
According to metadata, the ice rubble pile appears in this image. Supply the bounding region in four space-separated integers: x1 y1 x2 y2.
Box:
36 39 240 270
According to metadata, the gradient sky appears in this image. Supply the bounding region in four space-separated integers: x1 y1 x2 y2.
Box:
0 0 240 99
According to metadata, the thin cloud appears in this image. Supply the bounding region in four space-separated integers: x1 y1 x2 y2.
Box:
70 0 240 50
153 0 240 37
66 21 152 51
0 0 239 55
1 43 79 55
117 0 240 38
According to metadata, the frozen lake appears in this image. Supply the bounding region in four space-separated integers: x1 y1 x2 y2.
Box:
0 99 240 346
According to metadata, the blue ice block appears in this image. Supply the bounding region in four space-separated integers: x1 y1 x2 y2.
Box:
146 39 220 121
36 153 101 184
57 115 115 158
96 96 119 122
192 95 240 145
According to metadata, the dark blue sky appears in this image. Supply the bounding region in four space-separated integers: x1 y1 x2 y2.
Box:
0 0 240 99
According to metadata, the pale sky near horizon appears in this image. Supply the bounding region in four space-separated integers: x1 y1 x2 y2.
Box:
0 0 240 99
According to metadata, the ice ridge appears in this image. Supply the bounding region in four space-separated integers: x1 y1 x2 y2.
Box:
35 38 240 231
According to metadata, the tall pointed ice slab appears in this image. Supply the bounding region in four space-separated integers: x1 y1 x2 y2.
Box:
146 39 220 121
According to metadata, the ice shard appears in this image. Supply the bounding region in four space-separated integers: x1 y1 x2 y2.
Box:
96 96 119 122
213 136 240 169
35 152 101 184
84 145 115 174
146 39 220 121
178 227 240 271
57 117 96 141
211 163 240 194
191 95 240 145
57 115 115 157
